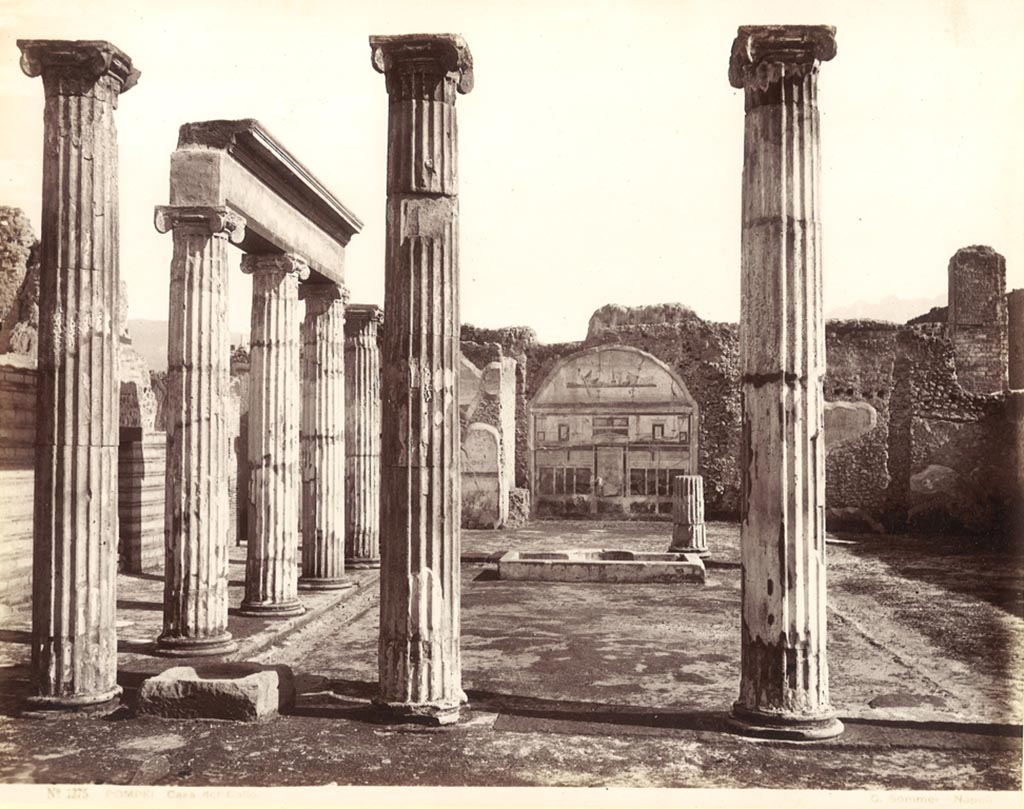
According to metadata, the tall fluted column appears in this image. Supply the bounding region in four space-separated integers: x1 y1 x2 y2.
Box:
345 304 383 569
728 25 842 740
239 253 308 617
298 282 352 591
370 34 474 725
18 40 139 715
154 206 244 656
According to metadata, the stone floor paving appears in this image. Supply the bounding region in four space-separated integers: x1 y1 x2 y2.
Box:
0 520 1021 795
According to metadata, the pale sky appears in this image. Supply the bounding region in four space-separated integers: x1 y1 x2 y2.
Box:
1 0 1021 343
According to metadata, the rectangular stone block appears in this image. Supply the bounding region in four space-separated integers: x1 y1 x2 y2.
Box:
137 664 295 722
497 549 705 584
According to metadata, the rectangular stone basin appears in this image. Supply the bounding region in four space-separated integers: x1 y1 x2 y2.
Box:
496 549 705 584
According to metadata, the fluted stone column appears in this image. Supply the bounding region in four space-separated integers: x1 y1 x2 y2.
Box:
669 475 708 556
370 34 474 725
239 253 307 617
728 25 843 740
18 39 138 715
154 206 244 656
298 282 353 591
345 304 383 568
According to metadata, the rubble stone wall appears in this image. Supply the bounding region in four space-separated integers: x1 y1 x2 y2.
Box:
823 321 899 523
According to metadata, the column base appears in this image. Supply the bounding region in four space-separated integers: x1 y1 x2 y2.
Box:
728 702 844 741
345 558 381 570
373 697 460 726
23 686 124 719
298 577 357 592
667 544 711 558
237 599 306 618
155 632 238 658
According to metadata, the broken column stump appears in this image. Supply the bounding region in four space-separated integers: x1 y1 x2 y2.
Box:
728 25 843 740
18 39 139 715
669 475 709 557
370 33 474 725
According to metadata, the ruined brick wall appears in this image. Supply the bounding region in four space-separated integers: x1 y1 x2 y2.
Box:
0 360 37 610
823 321 899 520
1007 289 1024 390
889 324 1015 536
462 325 537 488
581 321 742 517
947 245 1007 394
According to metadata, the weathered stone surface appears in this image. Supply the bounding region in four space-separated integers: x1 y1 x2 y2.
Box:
462 422 504 528
137 664 295 721
344 304 383 568
729 24 842 740
19 38 137 712
506 487 531 528
0 207 37 334
371 33 472 725
240 254 307 618
669 475 708 555
823 401 877 452
155 206 243 656
299 283 350 590
460 354 516 527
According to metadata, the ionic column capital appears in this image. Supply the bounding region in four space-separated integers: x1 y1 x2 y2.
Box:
241 252 311 281
728 25 836 90
344 304 384 333
370 34 474 96
154 206 246 243
300 281 349 304
18 39 140 97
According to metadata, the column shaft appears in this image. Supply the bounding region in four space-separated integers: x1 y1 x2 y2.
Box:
155 206 244 656
729 25 843 740
345 305 383 568
370 34 474 724
19 39 138 713
240 254 307 617
669 475 708 555
299 283 351 590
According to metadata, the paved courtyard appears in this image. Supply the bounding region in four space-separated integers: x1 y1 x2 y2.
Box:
0 520 1021 793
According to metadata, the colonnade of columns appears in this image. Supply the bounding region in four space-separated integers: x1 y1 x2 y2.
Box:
18 30 844 741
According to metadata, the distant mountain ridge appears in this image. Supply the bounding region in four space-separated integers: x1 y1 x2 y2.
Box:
126 319 245 372
826 294 945 325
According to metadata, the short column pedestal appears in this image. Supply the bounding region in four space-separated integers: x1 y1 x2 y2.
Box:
668 475 709 557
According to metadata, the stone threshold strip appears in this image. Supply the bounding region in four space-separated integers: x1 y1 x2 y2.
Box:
17 26 849 741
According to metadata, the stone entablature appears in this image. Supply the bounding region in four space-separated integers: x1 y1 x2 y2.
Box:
170 119 362 285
